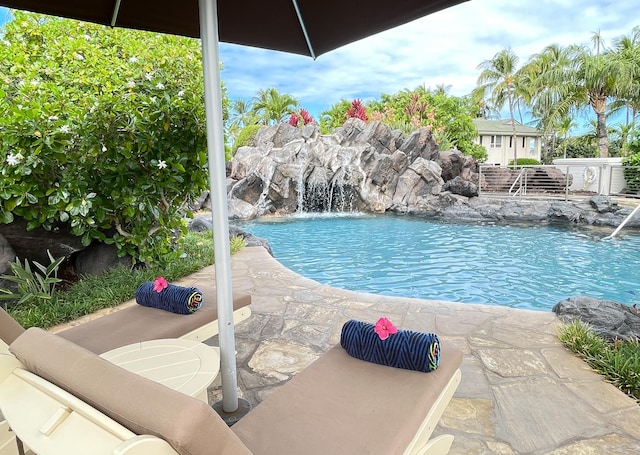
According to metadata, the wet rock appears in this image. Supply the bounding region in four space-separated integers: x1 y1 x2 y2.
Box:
552 296 640 341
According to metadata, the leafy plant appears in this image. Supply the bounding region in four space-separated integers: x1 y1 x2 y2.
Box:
621 152 640 192
558 320 640 402
7 232 246 329
0 251 65 306
233 124 263 154
0 12 228 265
508 158 542 166
367 87 487 161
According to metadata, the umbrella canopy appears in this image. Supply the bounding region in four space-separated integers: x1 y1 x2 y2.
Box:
0 0 468 58
0 0 469 417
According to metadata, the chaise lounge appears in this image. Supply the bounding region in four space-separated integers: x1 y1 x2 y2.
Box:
0 324 462 455
0 286 251 455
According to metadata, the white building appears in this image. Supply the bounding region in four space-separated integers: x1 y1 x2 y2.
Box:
472 118 542 165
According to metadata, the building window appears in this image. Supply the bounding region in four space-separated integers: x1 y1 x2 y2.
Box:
490 135 502 148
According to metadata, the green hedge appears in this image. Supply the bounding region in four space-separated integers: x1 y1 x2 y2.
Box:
622 153 640 193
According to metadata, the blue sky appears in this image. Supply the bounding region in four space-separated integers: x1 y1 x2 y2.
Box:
1 1 639 128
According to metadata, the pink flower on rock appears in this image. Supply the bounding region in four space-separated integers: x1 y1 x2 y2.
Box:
153 276 168 293
374 317 398 340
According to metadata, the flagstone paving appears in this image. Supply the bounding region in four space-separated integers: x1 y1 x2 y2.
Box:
181 246 640 454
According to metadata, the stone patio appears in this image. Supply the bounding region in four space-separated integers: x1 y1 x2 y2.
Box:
186 246 640 455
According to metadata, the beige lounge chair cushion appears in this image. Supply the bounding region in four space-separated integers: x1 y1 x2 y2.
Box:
57 285 251 354
9 328 251 455
0 307 25 346
232 344 463 454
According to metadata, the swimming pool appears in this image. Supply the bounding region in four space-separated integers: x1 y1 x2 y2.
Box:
234 214 640 311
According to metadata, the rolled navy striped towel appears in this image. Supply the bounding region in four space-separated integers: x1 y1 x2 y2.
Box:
135 282 204 315
340 319 440 372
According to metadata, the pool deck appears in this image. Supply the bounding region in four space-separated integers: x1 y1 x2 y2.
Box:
191 246 640 454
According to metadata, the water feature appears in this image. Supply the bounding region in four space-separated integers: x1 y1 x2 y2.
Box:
234 214 640 311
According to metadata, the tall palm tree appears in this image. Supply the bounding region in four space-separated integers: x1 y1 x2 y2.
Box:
473 48 525 166
523 44 576 133
610 25 640 144
531 34 622 158
252 87 299 125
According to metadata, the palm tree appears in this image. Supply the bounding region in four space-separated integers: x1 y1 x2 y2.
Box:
531 33 623 158
252 87 299 125
610 26 640 147
473 48 525 166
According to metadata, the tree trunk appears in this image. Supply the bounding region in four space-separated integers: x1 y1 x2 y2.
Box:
591 95 608 158
508 95 518 167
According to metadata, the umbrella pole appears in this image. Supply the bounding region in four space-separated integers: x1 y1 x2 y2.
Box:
198 0 250 422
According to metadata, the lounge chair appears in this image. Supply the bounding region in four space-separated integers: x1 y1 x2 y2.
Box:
0 284 251 355
0 327 462 455
0 286 251 455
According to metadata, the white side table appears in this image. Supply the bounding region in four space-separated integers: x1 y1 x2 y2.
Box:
100 338 219 403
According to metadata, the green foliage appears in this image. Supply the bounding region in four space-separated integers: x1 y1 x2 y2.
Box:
368 87 485 160
319 99 352 134
0 251 65 306
508 158 541 166
233 124 263 153
558 320 640 403
0 13 226 265
622 152 640 192
8 231 246 329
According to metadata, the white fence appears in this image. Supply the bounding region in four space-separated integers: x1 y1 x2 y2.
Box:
478 163 640 200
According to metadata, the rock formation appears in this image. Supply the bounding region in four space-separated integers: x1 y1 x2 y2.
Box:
224 121 638 231
553 296 640 341
226 119 479 219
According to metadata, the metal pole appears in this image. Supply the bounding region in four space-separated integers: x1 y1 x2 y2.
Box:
198 0 238 413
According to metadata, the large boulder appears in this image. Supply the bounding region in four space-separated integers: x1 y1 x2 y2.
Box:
552 296 640 341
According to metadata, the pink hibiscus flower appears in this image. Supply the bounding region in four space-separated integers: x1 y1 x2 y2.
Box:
374 317 398 340
153 276 168 293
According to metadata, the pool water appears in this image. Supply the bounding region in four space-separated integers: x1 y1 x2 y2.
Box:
234 214 640 311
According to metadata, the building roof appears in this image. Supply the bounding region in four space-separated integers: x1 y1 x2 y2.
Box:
472 118 541 136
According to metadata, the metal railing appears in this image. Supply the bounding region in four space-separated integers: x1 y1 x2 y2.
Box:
479 164 640 200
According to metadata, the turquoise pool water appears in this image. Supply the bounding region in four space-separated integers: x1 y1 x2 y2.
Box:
234 214 640 311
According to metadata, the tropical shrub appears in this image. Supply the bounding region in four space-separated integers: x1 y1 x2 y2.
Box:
233 124 263 152
0 251 65 307
0 12 226 265
621 152 640 192
368 87 487 162
346 99 368 121
288 108 315 127
319 99 353 134
508 158 542 166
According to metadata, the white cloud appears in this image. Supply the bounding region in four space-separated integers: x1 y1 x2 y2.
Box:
219 0 639 119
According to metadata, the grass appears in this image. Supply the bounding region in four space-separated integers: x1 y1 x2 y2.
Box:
558 320 640 403
6 231 246 329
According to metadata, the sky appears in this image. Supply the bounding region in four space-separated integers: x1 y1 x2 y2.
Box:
1 1 639 128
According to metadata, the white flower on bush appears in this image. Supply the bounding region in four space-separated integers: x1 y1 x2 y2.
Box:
127 80 136 88
102 145 108 152
48 115 59 121
145 72 153 81
129 57 138 63
157 160 167 169
150 96 157 104
6 153 24 166
75 53 85 61
83 34 91 40
59 125 71 133
156 83 165 90
177 90 185 97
